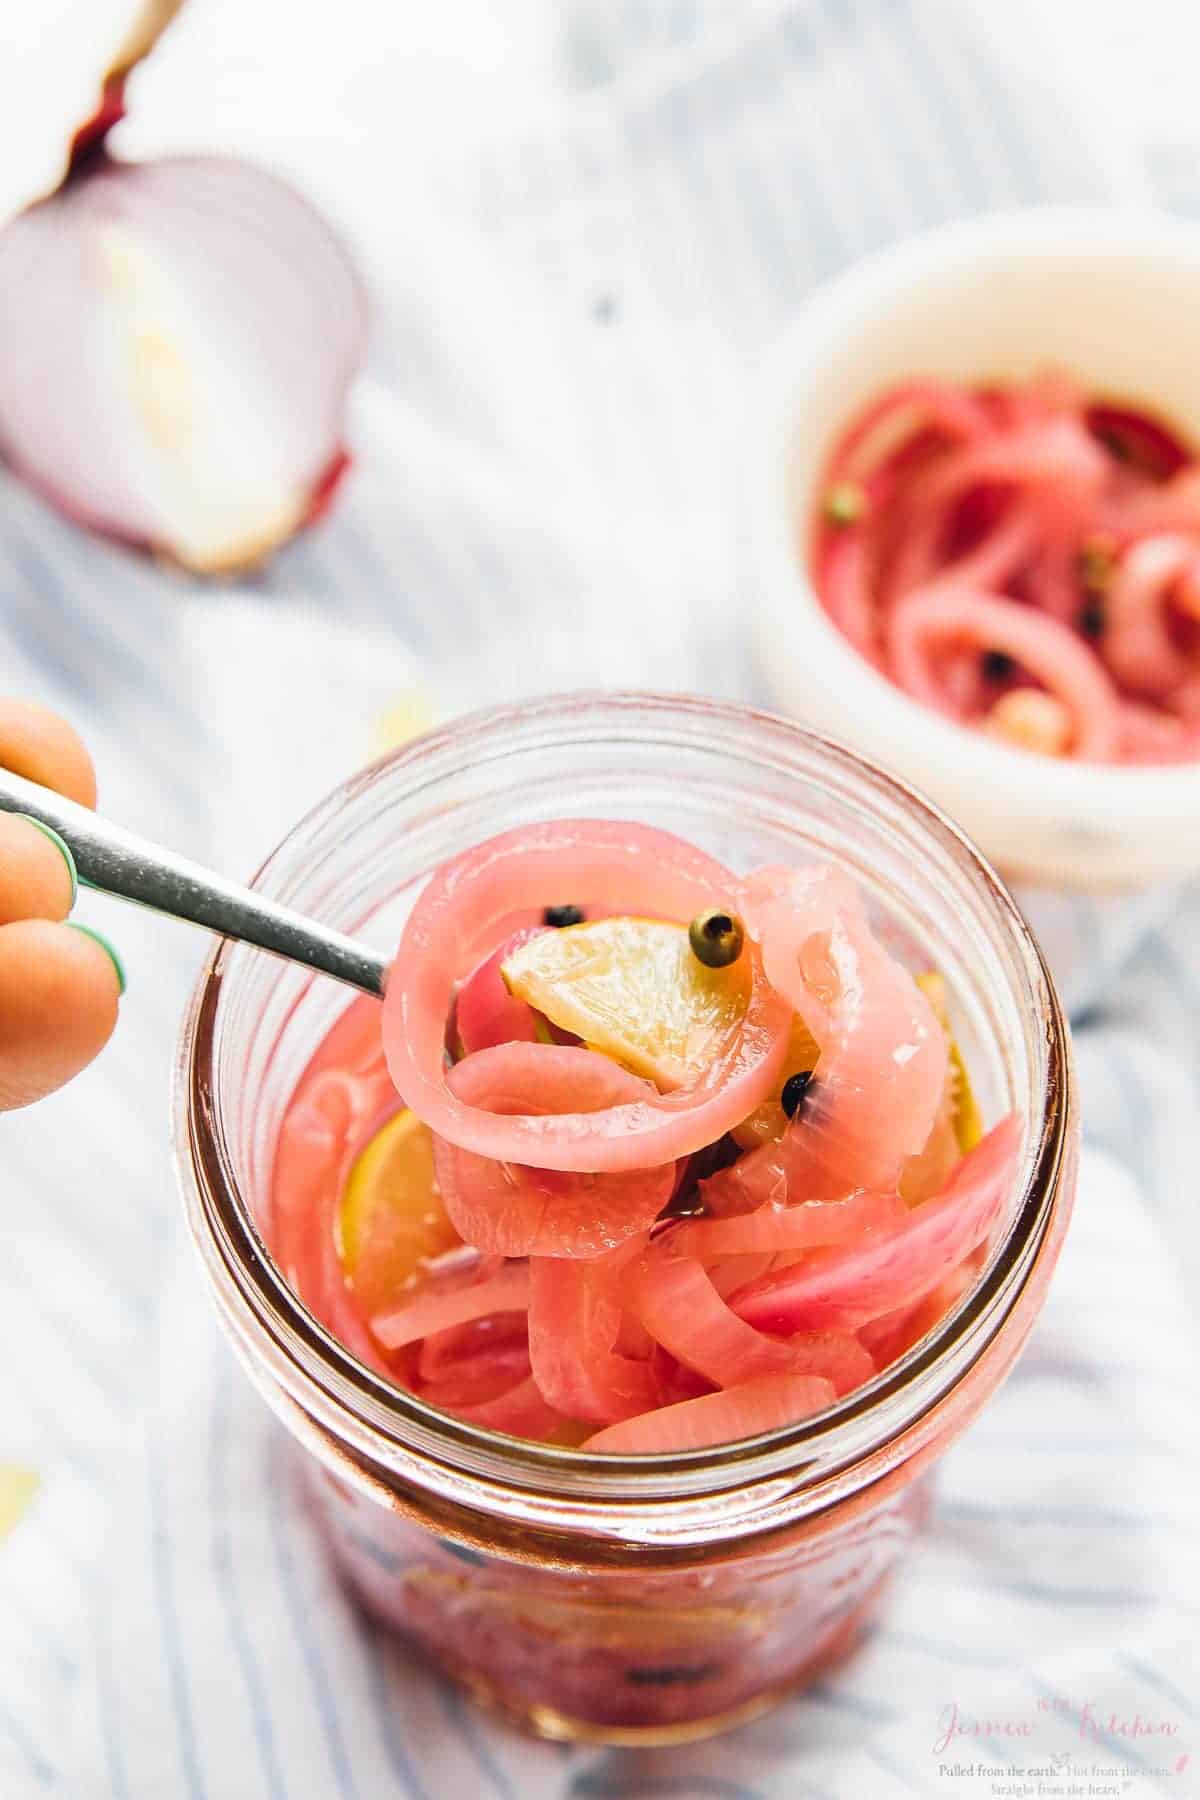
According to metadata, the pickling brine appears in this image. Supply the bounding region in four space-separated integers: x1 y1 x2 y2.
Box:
270 820 1018 1453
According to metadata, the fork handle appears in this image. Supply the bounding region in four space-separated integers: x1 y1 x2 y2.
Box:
0 765 388 998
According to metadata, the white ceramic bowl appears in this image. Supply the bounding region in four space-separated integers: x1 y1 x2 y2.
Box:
746 209 1200 889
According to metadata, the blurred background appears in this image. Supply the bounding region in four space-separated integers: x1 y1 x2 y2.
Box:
1 4 1197 1797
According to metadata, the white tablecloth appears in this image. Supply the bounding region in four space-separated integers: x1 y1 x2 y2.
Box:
1 4 1197 1796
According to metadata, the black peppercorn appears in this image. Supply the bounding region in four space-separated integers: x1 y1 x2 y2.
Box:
543 904 584 928
982 650 1015 683
781 1070 815 1117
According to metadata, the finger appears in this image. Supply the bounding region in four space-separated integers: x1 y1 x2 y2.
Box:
0 814 77 924
0 697 97 807
0 920 122 1110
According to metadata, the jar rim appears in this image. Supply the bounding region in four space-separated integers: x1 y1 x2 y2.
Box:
175 691 1072 1524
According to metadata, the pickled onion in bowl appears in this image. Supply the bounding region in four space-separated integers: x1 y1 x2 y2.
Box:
811 369 1200 765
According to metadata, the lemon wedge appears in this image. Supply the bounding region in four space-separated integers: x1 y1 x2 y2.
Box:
501 916 750 1090
339 1109 459 1315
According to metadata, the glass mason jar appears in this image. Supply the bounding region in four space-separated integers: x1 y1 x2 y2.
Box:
175 692 1076 1747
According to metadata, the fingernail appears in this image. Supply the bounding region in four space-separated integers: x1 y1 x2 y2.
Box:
16 815 77 908
67 924 126 996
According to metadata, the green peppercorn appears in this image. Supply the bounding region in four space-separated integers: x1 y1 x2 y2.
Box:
688 907 745 969
822 481 866 528
1077 537 1115 596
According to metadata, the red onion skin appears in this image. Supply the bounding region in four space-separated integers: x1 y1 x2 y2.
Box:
61 0 186 183
67 80 128 176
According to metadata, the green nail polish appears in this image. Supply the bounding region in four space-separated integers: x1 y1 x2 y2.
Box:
16 815 78 908
67 924 126 996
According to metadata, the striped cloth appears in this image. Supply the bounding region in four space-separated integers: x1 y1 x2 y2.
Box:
2 3 1198 1796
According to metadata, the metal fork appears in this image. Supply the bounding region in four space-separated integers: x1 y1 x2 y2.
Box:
0 766 388 998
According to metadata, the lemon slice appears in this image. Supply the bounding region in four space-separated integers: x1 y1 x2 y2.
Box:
339 1109 459 1314
916 971 982 1153
501 916 750 1090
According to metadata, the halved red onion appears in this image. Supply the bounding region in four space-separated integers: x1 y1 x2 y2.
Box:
0 1 366 572
0 154 365 571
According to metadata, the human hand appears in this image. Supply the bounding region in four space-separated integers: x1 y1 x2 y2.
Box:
0 698 124 1110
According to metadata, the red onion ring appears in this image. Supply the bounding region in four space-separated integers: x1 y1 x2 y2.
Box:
813 374 1200 762
382 821 792 1174
887 587 1121 760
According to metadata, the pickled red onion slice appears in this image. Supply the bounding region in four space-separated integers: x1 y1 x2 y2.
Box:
884 422 1105 604
633 1255 878 1396
667 1188 906 1257
1117 701 1200 764
372 1264 529 1351
1104 533 1199 699
433 1052 675 1257
580 1374 836 1453
814 373 1200 763
785 1331 877 1395
274 814 1023 1449
826 380 992 484
528 1250 660 1423
417 1344 532 1408
423 1374 565 1440
634 1255 804 1387
816 529 883 668
1111 466 1200 547
887 588 1121 760
936 507 1040 603
858 1259 977 1366
416 1308 521 1383
704 1252 778 1297
1087 403 1191 482
270 1066 396 1374
707 865 947 1201
384 821 790 1173
729 1114 1019 1334
453 927 546 1055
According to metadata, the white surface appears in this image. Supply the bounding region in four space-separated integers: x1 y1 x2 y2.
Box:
0 5 1198 1799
